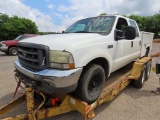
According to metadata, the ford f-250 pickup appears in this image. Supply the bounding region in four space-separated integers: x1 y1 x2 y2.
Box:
14 15 154 103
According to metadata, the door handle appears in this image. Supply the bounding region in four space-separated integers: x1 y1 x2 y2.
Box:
131 41 133 47
139 41 141 46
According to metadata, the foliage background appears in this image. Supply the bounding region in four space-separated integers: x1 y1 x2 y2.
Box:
0 13 160 41
128 13 160 38
0 13 38 41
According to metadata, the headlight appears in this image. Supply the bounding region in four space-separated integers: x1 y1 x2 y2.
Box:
49 50 75 69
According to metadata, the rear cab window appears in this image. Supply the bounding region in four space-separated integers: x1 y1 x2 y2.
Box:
129 20 140 37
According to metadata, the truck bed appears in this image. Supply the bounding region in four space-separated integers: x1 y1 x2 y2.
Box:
140 31 154 57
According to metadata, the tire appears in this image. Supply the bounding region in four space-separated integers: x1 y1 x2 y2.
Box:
74 64 105 104
133 66 146 89
9 47 18 56
145 61 151 81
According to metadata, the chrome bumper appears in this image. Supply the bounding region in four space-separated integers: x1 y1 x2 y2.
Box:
14 60 82 93
0 46 8 52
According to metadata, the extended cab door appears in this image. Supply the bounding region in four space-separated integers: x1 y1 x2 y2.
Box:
128 20 141 56
112 17 141 72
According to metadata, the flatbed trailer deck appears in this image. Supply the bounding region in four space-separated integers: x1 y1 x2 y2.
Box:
0 57 151 120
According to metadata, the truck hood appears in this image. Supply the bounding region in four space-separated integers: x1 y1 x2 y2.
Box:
20 33 107 51
2 40 18 45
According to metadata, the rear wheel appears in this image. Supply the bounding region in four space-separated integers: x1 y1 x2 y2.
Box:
133 66 146 89
74 64 105 104
9 47 18 56
145 61 151 81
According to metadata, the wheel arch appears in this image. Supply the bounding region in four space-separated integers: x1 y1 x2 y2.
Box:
146 45 150 50
8 45 17 51
82 57 110 78
73 49 113 77
145 46 150 57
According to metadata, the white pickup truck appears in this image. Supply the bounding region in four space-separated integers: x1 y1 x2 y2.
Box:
14 15 154 103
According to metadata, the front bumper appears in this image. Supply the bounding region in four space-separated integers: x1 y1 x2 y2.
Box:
14 60 83 94
0 43 8 52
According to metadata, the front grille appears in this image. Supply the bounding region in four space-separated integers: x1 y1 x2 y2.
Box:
17 42 49 71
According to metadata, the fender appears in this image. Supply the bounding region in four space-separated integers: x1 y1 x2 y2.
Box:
145 43 151 52
74 49 113 76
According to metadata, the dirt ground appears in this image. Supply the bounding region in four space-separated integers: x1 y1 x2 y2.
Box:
0 43 160 120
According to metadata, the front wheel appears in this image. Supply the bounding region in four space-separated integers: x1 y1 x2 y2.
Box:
74 64 105 104
9 47 18 56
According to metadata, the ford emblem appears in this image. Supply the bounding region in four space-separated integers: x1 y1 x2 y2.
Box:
22 52 27 57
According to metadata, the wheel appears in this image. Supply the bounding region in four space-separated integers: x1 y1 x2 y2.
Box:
145 61 151 81
9 47 18 55
74 64 105 104
133 66 146 89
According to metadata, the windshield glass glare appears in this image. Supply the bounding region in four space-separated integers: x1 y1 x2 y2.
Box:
15 35 23 40
65 16 115 33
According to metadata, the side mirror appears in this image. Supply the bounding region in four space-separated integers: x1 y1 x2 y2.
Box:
115 26 136 40
115 30 125 40
123 26 136 40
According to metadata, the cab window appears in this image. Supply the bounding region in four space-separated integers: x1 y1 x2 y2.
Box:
129 20 139 37
116 18 128 30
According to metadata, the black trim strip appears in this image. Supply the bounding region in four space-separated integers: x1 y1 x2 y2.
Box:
131 41 133 47
108 45 113 49
18 48 38 55
19 54 38 62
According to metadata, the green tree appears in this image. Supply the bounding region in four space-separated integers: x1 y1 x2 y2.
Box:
99 13 107 16
128 13 160 38
0 13 9 40
0 13 38 40
128 15 147 31
145 13 160 38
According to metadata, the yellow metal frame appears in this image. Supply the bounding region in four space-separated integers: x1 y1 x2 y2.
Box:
128 57 151 80
0 57 151 120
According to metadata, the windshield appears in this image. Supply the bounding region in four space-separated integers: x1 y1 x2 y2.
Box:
65 16 115 33
15 35 23 40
